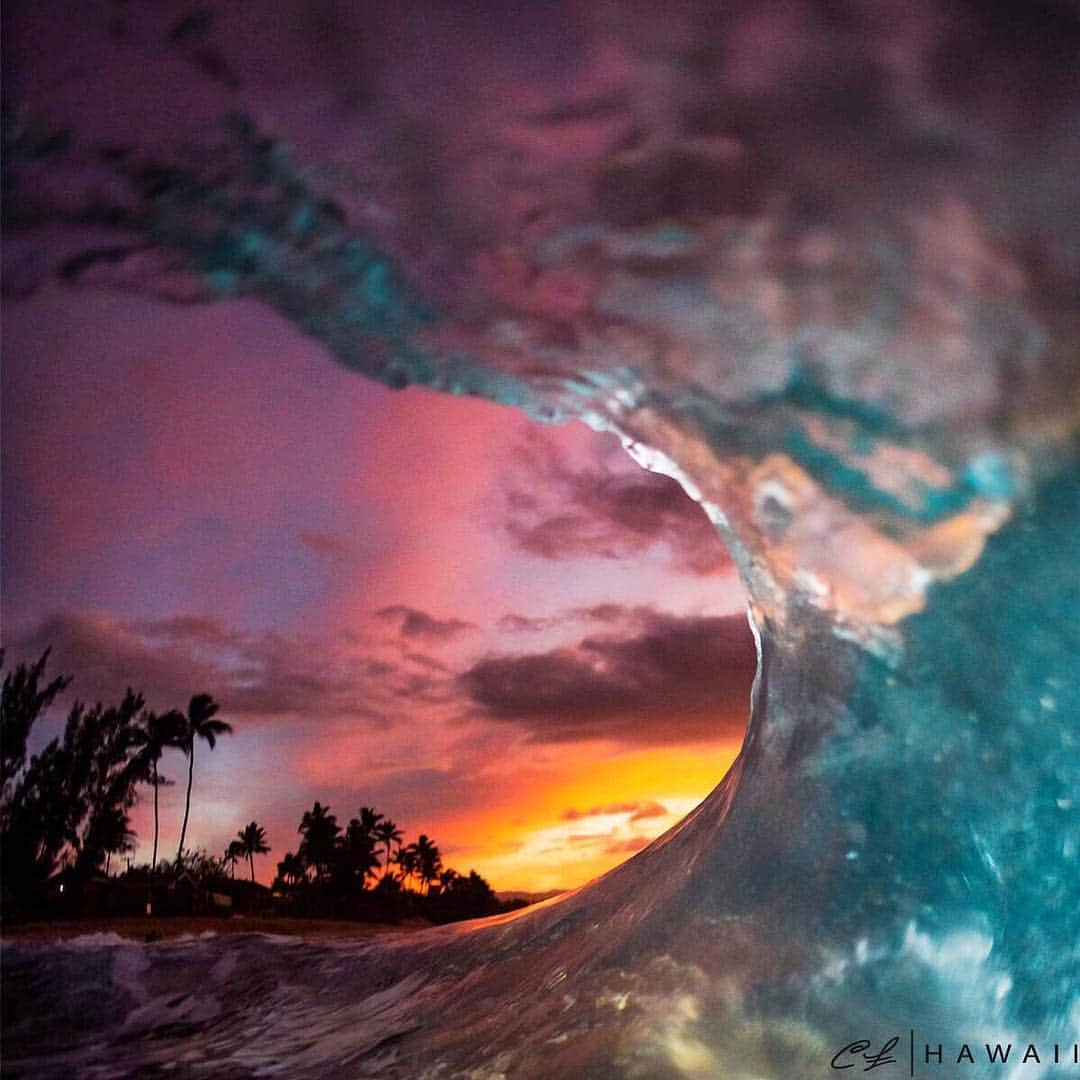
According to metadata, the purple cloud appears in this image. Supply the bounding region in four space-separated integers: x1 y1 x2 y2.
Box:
461 609 754 745
503 438 730 577
8 611 453 723
376 606 477 641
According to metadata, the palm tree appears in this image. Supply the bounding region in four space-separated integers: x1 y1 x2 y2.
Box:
98 805 137 877
401 834 442 894
298 801 340 884
435 867 459 896
275 851 306 888
415 834 442 894
374 818 403 879
235 821 270 882
355 806 383 848
224 839 244 879
134 709 184 873
394 844 419 890
342 817 381 886
175 694 232 863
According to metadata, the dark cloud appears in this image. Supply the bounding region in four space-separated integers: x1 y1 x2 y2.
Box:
376 605 476 641
8 611 450 723
561 800 667 822
503 440 730 576
461 610 754 745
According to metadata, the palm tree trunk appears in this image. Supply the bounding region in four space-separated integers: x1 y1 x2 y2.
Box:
151 758 159 872
177 742 194 863
249 852 255 882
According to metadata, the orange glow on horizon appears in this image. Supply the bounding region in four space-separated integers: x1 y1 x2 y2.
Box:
425 736 744 893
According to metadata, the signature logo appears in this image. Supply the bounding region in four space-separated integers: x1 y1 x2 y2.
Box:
832 1032 1080 1073
832 1036 900 1071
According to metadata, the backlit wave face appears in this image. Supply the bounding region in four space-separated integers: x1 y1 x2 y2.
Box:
3 1 1079 1075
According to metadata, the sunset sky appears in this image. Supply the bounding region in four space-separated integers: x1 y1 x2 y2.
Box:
2 0 989 900
3 286 754 891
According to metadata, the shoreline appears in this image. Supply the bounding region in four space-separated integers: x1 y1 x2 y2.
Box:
0 914 432 944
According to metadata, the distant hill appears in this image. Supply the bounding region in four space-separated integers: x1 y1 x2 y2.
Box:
495 890 567 906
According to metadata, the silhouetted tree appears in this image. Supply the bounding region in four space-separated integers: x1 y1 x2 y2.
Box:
434 867 459 895
340 816 381 886
98 805 137 876
224 839 244 879
394 843 418 889
1 649 70 797
402 834 442 894
4 655 508 925
2 653 152 906
236 821 270 882
175 694 232 863
356 806 383 839
275 851 305 889
374 818 403 879
297 801 340 884
71 690 153 877
427 868 499 923
172 847 230 886
132 709 184 872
